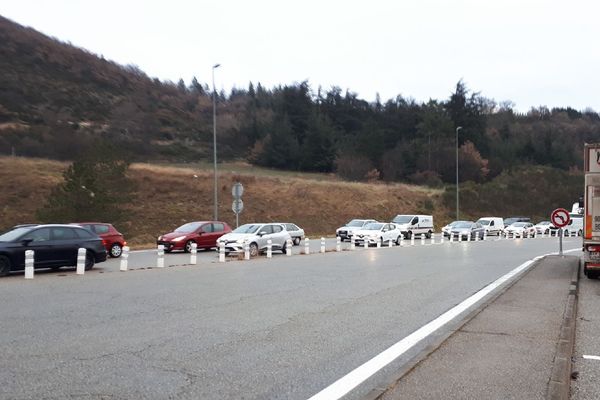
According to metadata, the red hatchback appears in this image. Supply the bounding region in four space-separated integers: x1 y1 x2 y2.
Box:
75 223 127 258
157 221 231 252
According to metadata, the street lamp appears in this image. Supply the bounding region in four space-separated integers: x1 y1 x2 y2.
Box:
455 126 463 220
212 63 221 221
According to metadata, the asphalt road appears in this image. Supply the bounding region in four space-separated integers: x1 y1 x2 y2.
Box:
0 235 580 400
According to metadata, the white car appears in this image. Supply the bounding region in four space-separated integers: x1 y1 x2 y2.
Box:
503 222 536 238
476 217 504 236
564 214 583 236
336 219 377 242
353 222 402 246
279 223 305 245
442 221 460 237
391 214 434 239
216 223 291 257
534 221 557 235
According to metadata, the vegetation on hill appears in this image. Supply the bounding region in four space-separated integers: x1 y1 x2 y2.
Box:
1 15 599 188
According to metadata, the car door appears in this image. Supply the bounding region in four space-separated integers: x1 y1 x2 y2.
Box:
196 223 213 248
411 217 419 235
50 227 81 266
271 224 286 249
211 223 226 247
16 227 54 268
381 224 391 242
257 225 273 249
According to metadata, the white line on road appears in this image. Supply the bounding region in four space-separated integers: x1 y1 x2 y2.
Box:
307 248 580 400
583 355 600 360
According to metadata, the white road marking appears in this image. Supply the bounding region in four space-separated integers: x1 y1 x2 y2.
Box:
583 355 600 360
307 248 580 400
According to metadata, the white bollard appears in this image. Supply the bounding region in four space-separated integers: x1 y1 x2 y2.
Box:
467 233 471 242
459 234 462 243
305 238 310 255
400 235 404 247
286 239 292 256
321 237 326 253
430 235 435 245
157 244 165 268
449 234 454 243
388 239 393 248
244 241 250 260
363 239 368 249
350 236 355 250
525 231 529 239
441 234 445 244
24 250 34 279
190 243 197 265
411 235 415 246
336 237 341 252
266 239 272 259
475 232 480 242
219 242 226 262
483 231 487 241
120 246 130 271
376 239 381 249
421 235 425 245
541 230 545 239
76 248 86 275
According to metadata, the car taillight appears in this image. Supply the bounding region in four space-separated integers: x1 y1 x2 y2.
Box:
102 239 108 246
123 241 127 246
588 245 600 252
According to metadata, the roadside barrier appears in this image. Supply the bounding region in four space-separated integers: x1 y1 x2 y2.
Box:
421 235 425 245
336 237 341 252
305 238 310 255
219 242 226 262
25 250 34 279
351 236 355 250
120 246 129 271
190 243 197 265
286 239 292 256
376 239 381 249
266 240 272 258
449 234 453 243
400 236 404 247
321 237 326 253
244 241 250 260
388 239 393 248
411 235 415 246
467 233 471 242
483 231 487 241
459 234 462 242
475 232 480 241
157 245 165 268
76 248 86 275
430 235 435 245
363 239 368 249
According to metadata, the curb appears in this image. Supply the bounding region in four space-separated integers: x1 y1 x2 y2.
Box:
546 256 579 400
361 256 545 400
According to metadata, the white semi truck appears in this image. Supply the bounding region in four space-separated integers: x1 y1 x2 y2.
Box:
583 143 600 278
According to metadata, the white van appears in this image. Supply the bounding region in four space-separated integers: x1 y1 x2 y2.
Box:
391 214 434 239
476 217 504 236
565 214 583 236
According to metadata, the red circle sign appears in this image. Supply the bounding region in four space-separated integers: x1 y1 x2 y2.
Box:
551 208 571 228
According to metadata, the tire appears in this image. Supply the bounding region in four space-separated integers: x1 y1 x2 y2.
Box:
109 243 122 258
578 230 583 237
293 237 301 246
249 242 259 257
184 240 195 253
281 240 287 254
425 231 432 239
0 255 11 277
405 231 412 240
84 253 95 271
396 236 402 245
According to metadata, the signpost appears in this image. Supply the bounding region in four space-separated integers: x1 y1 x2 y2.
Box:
232 183 244 228
551 208 571 256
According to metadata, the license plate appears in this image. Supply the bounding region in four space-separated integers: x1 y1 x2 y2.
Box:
591 252 600 260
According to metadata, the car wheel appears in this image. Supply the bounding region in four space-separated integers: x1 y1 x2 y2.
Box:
110 243 122 258
396 235 402 245
84 252 95 271
281 240 287 254
184 240 196 253
249 242 259 257
0 255 11 277
405 231 412 239
578 229 583 237
425 231 432 239
293 237 301 246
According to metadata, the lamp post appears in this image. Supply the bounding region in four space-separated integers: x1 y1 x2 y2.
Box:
212 63 221 221
455 126 463 220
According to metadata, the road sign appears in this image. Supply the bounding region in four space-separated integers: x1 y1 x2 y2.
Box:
551 208 571 228
232 182 244 199
232 199 244 214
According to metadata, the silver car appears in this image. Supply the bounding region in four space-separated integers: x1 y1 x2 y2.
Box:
450 221 486 240
279 223 305 245
216 223 292 257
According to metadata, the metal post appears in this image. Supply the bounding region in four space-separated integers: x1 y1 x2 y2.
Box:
456 126 462 220
559 228 563 255
212 63 221 221
76 248 86 275
157 245 165 268
120 246 129 271
25 250 34 279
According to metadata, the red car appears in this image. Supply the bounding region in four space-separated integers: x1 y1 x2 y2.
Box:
157 221 232 253
74 222 127 258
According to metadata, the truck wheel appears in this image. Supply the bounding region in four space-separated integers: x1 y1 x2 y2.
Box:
425 231 432 239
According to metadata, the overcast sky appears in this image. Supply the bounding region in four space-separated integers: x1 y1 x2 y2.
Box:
1 0 598 112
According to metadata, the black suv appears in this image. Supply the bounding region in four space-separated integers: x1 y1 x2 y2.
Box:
0 224 107 276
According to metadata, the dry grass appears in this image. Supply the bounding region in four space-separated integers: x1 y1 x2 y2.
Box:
0 157 451 247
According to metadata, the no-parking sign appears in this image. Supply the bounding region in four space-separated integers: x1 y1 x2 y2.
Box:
551 208 571 228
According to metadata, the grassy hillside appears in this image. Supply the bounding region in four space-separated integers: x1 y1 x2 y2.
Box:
0 157 446 246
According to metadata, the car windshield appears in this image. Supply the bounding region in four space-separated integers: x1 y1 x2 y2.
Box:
512 222 527 227
477 219 491 226
454 222 473 228
392 215 412 224
233 224 261 234
0 227 33 242
175 222 202 233
537 221 550 225
364 223 384 230
346 220 366 227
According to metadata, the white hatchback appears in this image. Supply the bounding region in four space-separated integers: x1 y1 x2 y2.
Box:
353 222 402 246
217 223 292 257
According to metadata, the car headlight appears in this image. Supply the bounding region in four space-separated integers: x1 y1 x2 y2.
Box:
172 236 186 242
158 236 162 241
236 239 245 244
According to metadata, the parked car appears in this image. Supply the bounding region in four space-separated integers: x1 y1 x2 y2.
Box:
534 221 557 235
564 214 583 236
157 221 232 253
216 223 291 257
353 222 402 246
279 223 305 245
0 224 107 276
336 219 377 242
442 221 460 237
449 221 485 240
74 222 126 258
476 217 504 236
503 222 536 238
503 216 531 226
391 214 434 239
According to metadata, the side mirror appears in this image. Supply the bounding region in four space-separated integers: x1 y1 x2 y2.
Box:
258 231 266 237
21 239 32 246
